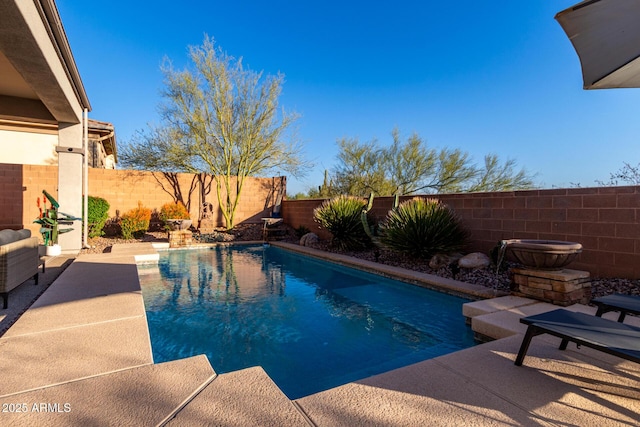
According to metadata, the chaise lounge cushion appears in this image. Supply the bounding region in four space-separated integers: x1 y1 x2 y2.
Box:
0 229 21 246
16 229 32 240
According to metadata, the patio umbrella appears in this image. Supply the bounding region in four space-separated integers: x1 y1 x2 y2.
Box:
555 0 640 89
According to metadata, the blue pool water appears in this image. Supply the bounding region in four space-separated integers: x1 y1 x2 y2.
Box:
138 245 476 399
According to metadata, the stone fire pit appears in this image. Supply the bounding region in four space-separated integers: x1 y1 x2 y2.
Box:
506 239 582 270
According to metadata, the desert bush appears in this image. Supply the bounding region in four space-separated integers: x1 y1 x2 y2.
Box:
379 197 468 258
313 195 372 250
159 202 190 221
120 202 152 239
85 196 110 238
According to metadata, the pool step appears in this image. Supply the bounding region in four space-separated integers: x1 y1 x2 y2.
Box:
470 301 558 342
110 242 160 263
462 296 537 324
463 296 640 343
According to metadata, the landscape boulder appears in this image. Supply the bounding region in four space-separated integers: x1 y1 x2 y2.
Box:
458 252 491 269
300 232 319 247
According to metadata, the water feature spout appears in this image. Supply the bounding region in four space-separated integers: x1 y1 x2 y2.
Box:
496 239 512 275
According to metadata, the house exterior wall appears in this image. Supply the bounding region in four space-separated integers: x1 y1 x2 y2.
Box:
0 129 58 165
0 123 116 169
282 186 640 279
1 0 95 253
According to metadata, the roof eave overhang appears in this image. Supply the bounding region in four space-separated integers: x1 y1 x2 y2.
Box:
0 0 91 124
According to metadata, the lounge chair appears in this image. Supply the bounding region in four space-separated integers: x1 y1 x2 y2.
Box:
514 309 640 366
592 294 640 323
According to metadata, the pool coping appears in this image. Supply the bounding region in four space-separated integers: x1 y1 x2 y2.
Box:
270 242 503 300
155 240 504 300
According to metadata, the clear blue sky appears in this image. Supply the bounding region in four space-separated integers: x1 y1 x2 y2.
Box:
57 0 639 195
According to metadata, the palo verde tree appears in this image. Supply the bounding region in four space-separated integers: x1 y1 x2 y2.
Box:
325 128 534 197
120 35 306 229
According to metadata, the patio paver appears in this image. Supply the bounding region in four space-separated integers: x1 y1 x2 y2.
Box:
296 355 549 426
0 315 153 396
437 335 640 427
0 355 215 427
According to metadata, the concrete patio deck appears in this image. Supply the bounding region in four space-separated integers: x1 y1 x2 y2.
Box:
0 243 638 426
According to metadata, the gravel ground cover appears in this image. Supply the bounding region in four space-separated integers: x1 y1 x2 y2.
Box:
82 223 639 299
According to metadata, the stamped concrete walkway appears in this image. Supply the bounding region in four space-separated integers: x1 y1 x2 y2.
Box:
0 243 638 426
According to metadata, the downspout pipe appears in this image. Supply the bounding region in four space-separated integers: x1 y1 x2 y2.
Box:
83 108 89 248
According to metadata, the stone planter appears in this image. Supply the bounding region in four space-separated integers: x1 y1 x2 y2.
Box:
165 219 192 231
512 267 591 306
506 239 582 270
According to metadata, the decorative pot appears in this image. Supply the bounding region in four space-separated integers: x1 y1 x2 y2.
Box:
166 219 192 231
45 244 62 257
506 239 582 270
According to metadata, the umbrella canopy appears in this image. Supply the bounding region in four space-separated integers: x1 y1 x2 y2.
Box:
556 0 640 89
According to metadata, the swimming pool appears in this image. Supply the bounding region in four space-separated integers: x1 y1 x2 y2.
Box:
138 245 476 399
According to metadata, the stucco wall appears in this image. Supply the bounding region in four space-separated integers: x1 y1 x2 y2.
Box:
0 129 58 165
282 186 640 279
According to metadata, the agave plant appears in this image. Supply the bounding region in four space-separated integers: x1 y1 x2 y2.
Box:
379 197 468 258
313 195 372 250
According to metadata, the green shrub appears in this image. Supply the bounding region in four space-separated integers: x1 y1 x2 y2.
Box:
313 195 372 250
379 197 468 258
120 202 152 239
159 202 190 221
86 196 110 238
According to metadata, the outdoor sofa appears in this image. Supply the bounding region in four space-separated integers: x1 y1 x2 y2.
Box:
0 229 39 309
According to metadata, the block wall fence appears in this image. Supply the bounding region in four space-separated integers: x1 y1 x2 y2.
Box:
0 163 280 239
282 186 640 279
2 162 638 279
